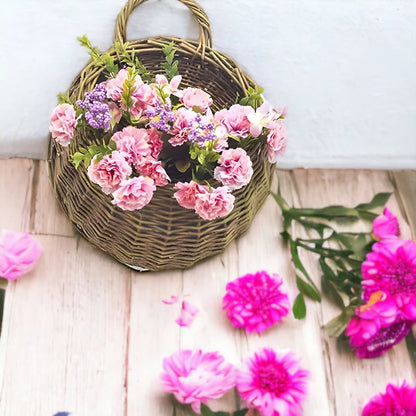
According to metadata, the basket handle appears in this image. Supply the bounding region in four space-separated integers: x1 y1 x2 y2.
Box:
113 0 213 51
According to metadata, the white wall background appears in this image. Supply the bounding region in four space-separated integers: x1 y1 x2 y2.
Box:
1 0 415 168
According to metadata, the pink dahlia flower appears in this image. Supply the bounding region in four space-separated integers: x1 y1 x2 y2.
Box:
214 148 253 190
266 120 287 163
0 230 42 280
160 349 235 413
236 348 309 416
194 186 235 221
112 176 155 211
87 151 132 195
49 103 77 146
373 207 400 240
111 126 151 164
173 181 209 210
362 381 416 416
180 87 213 112
214 104 253 138
135 157 170 187
222 271 290 333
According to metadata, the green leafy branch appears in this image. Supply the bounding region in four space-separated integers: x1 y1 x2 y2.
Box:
239 86 264 109
71 139 116 169
271 189 391 332
161 41 179 81
58 91 71 104
189 141 220 180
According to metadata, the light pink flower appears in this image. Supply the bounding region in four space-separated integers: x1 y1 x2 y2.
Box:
194 186 235 221
214 148 253 190
267 119 287 163
247 101 274 138
108 102 122 127
214 104 253 138
155 74 182 96
112 176 156 211
130 83 158 118
236 348 309 416
146 128 164 159
111 126 150 164
160 349 235 413
223 271 290 333
173 181 209 210
49 103 77 146
135 157 170 187
106 69 129 101
373 207 400 240
87 151 132 195
213 125 229 151
169 108 196 146
0 230 42 280
176 300 199 327
362 381 416 416
180 88 213 112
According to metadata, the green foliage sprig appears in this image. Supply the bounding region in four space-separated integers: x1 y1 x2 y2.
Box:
71 139 116 169
271 189 391 334
190 141 220 180
239 86 264 109
161 42 179 81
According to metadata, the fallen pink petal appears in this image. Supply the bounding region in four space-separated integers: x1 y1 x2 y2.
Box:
176 300 199 327
162 295 179 305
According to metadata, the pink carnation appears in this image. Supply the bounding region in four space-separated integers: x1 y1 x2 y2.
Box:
214 148 253 190
111 126 150 164
87 151 132 195
373 207 400 239
173 181 209 210
146 128 164 159
105 69 129 101
194 186 235 221
223 271 290 333
267 119 287 163
130 83 158 118
112 176 155 211
49 103 77 146
169 108 195 146
0 230 42 280
180 87 213 112
214 104 253 138
236 348 309 416
135 157 170 187
160 349 235 413
362 382 416 416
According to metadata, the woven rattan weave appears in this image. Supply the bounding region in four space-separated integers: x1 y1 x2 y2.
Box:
47 0 274 271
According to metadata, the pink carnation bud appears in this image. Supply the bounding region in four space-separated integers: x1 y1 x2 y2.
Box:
112 176 156 211
49 103 77 146
373 207 400 239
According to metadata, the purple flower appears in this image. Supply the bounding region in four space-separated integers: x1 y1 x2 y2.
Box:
146 100 175 132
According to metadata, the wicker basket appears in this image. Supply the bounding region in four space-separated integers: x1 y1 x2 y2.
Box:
47 0 275 271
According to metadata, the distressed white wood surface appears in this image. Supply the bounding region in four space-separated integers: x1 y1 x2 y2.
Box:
0 159 414 416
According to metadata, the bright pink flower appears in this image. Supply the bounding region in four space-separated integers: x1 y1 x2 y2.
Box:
135 157 170 187
362 381 416 416
194 186 235 221
0 230 42 280
266 120 287 163
111 176 155 211
214 104 253 138
173 181 209 210
160 349 235 413
49 103 77 146
87 151 132 194
373 207 400 240
223 271 290 333
214 148 253 190
106 69 129 101
146 128 164 159
180 88 213 112
176 300 199 327
111 126 151 164
236 348 309 416
169 108 196 146
130 83 158 118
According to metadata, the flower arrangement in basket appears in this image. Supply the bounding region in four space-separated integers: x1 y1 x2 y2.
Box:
47 0 285 271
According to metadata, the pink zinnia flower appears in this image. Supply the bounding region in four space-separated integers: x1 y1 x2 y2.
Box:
135 157 170 187
87 151 132 195
373 207 400 240
236 348 309 416
362 381 416 416
194 186 235 221
266 120 287 163
173 181 209 210
111 126 151 164
222 271 290 333
180 87 213 112
49 103 77 146
111 176 155 211
176 300 199 327
0 230 42 280
214 104 253 138
160 349 235 413
214 148 253 190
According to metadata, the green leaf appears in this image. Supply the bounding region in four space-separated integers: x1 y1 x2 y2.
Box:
233 410 249 416
200 404 229 416
355 192 391 211
296 275 321 301
324 307 355 338
58 91 71 104
109 139 117 151
292 293 306 319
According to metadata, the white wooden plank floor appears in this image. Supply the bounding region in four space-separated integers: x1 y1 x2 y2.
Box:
0 158 415 416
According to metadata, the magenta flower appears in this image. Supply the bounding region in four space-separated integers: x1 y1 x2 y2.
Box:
222 271 290 333
111 176 155 211
160 349 235 413
49 103 77 146
373 207 400 240
236 348 309 416
362 381 416 415
0 230 42 280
